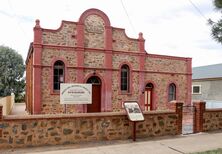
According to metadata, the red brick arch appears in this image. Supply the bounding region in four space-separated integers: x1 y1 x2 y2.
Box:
78 8 111 26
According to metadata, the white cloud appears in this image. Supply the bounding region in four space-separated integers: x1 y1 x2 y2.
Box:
0 0 221 67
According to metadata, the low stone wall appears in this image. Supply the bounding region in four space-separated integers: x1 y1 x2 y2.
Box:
0 109 180 148
203 109 222 131
193 101 222 132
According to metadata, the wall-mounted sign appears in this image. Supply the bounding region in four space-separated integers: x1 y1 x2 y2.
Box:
60 83 92 104
124 101 144 121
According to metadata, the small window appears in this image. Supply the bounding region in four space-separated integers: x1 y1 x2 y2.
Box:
53 60 65 90
121 64 130 92
168 83 176 102
192 85 201 94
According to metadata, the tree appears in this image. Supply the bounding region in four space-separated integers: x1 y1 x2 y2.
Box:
209 0 222 44
0 45 25 102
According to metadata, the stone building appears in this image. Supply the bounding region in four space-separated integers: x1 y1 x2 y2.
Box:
25 8 192 114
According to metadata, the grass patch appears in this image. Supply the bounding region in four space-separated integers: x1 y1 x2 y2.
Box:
191 148 222 154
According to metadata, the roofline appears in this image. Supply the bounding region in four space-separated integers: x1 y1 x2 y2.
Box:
26 42 33 64
193 63 222 69
192 77 222 81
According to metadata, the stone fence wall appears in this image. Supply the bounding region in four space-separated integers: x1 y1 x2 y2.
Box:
193 101 222 132
204 109 222 131
0 103 182 149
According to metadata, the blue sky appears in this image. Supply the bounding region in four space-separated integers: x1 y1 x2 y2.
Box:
0 0 221 67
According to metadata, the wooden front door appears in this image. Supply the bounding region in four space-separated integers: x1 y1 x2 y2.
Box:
87 76 101 113
144 83 153 111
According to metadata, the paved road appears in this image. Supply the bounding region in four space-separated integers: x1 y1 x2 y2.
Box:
1 131 222 154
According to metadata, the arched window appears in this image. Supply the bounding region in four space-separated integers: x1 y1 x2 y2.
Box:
53 60 65 90
121 64 130 92
86 76 101 85
168 83 176 102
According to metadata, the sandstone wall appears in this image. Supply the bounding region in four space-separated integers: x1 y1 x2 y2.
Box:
112 29 138 51
41 49 78 114
112 54 139 70
144 73 188 110
41 49 77 66
112 71 140 112
145 57 187 73
84 51 105 68
42 22 77 46
0 111 179 148
84 15 105 49
203 110 222 131
26 53 33 114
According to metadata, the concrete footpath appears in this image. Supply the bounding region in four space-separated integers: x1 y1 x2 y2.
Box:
1 131 222 154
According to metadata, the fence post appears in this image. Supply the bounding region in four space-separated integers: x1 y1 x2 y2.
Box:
0 104 2 137
169 101 183 134
0 104 2 121
193 101 206 133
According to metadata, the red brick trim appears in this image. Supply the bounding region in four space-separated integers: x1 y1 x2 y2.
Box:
168 101 183 134
112 27 139 41
33 20 43 114
3 110 175 121
186 58 192 105
40 44 190 62
193 101 206 133
205 109 222 112
78 8 111 26
0 105 2 121
40 64 191 76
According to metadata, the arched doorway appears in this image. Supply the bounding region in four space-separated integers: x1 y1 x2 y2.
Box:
86 76 101 112
144 83 154 111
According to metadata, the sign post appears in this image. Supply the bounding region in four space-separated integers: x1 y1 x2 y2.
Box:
60 83 92 113
124 101 144 141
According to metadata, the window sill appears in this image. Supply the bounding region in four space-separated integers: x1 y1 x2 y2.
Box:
119 92 132 95
51 91 60 95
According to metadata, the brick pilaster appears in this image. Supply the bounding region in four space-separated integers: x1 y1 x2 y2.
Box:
175 102 183 134
0 105 2 137
0 105 2 121
168 101 183 134
193 101 206 133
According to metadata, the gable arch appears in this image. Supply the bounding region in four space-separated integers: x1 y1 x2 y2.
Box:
78 8 111 26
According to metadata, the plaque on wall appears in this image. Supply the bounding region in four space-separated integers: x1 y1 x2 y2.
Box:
124 101 144 121
60 83 92 104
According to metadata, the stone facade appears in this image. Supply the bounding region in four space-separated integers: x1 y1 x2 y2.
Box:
203 110 222 131
112 28 138 51
0 110 179 148
42 21 77 47
84 15 105 49
25 8 192 114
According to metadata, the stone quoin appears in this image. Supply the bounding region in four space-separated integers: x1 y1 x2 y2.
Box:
25 8 192 114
